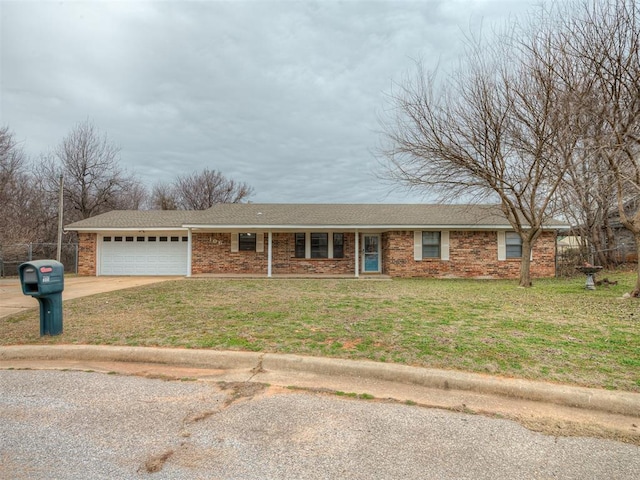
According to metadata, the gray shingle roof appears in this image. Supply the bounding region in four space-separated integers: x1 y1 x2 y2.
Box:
65 210 196 229
65 204 569 230
190 204 519 227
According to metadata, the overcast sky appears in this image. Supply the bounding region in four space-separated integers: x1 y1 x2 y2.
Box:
1 0 535 204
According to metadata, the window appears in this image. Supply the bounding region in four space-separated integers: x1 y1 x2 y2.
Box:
159 236 168 242
295 233 306 258
239 233 256 251
422 231 440 258
295 233 341 259
182 237 188 242
311 233 328 258
114 236 123 242
333 233 344 258
170 236 179 242
136 236 145 242
125 236 134 242
148 236 156 242
103 236 111 242
506 232 522 258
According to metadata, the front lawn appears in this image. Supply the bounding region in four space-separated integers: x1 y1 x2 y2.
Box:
3 274 639 392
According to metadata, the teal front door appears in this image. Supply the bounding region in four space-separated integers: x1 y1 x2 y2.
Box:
363 235 380 273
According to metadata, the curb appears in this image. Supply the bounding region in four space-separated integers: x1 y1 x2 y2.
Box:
1 345 639 417
0 345 261 370
263 354 640 417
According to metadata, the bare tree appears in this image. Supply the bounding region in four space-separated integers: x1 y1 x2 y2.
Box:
115 182 148 210
148 182 179 210
0 126 52 245
39 120 146 223
558 146 618 266
0 126 25 202
172 168 253 210
381 12 582 287
556 0 640 292
1 126 27 244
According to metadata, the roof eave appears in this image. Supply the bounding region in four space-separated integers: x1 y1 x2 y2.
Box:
183 223 569 230
64 226 189 232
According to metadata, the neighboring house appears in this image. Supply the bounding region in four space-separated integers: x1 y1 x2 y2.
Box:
64 204 569 278
604 200 639 263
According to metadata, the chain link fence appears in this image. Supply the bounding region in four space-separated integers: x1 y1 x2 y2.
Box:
556 243 636 278
0 243 78 277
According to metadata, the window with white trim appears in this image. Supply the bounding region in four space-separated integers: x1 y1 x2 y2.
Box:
239 233 256 251
295 233 306 258
333 233 344 258
505 232 522 258
231 232 264 252
311 233 328 258
294 232 343 259
422 231 441 258
414 230 449 261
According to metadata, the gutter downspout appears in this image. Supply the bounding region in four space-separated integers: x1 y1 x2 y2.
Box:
267 231 273 278
187 228 192 277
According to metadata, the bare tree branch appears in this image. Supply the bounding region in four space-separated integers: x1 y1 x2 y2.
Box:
172 168 253 210
380 8 580 286
40 120 147 223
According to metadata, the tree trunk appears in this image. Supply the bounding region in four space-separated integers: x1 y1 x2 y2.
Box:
602 214 616 267
519 239 532 287
592 225 605 266
632 233 640 297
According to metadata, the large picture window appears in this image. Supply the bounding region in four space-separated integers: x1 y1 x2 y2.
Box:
295 232 343 259
311 233 328 258
239 233 256 251
422 231 441 258
505 232 522 258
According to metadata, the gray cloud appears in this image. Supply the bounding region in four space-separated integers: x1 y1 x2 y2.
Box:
1 0 533 203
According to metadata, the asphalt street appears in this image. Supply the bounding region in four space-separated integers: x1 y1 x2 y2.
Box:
1 370 638 480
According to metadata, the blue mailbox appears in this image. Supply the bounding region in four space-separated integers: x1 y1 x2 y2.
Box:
18 260 64 336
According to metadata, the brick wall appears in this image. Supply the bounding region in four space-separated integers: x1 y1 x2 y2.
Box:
192 232 356 275
81 229 557 278
382 230 556 279
77 232 97 276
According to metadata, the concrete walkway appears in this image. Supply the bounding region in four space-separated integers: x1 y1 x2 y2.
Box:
1 345 638 445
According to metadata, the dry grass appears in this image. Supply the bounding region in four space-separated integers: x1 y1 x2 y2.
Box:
2 274 639 392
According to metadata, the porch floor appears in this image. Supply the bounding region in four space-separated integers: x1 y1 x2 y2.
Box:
190 273 392 280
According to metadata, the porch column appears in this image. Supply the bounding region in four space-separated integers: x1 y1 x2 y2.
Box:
186 228 192 277
354 230 359 278
267 231 273 278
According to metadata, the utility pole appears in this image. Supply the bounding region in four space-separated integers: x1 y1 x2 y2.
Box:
56 174 64 262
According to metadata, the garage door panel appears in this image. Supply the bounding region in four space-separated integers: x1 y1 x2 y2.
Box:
100 236 188 276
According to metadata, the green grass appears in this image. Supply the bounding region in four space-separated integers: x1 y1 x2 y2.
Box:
2 274 639 392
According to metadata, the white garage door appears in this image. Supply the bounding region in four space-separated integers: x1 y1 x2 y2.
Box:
100 234 188 276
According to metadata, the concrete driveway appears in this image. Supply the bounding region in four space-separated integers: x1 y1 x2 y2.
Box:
0 276 180 318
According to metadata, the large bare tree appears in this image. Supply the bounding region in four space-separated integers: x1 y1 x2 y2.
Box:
147 182 179 210
0 126 52 245
153 168 253 210
553 0 640 292
39 120 146 223
0 126 25 203
1 126 28 244
557 145 618 266
381 11 583 287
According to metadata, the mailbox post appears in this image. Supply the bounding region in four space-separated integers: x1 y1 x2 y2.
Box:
18 260 65 336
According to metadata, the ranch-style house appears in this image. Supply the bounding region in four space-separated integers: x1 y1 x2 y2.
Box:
64 203 569 278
